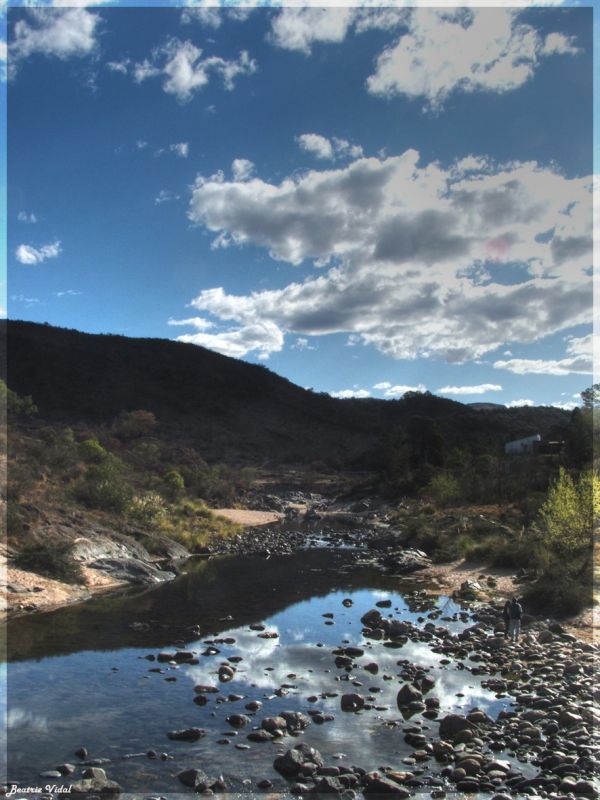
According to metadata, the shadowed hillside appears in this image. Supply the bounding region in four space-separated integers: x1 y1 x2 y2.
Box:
1 320 569 466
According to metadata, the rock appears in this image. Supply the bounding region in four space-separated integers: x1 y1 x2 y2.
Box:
166 727 205 741
574 782 599 797
245 700 262 712
56 764 76 776
40 772 62 779
70 778 121 794
82 768 107 781
262 716 287 733
75 747 88 759
361 610 383 628
227 714 251 728
273 749 307 777
397 684 423 707
362 773 411 797
281 711 311 732
247 730 274 742
439 714 474 739
341 693 365 712
218 665 235 682
177 769 212 789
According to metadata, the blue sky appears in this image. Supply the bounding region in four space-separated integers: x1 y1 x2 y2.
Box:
2 2 595 410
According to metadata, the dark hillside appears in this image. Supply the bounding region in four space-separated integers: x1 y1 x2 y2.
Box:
1 320 569 465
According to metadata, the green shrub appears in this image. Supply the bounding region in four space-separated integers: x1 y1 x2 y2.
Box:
538 468 597 559
426 472 460 506
127 492 166 525
39 427 78 469
522 573 593 617
14 540 84 584
162 469 185 500
113 409 157 440
75 456 132 513
78 438 109 464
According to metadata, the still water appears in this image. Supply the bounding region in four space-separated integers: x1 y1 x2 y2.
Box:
2 549 513 793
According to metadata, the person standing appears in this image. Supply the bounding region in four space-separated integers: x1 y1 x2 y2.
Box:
508 597 523 642
502 600 511 639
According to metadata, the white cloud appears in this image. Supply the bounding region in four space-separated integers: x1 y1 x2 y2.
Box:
330 388 370 399
493 357 592 376
232 158 255 181
291 337 316 351
168 316 213 331
380 384 427 398
551 400 580 411
54 289 81 297
136 139 148 149
15 240 62 265
438 383 502 395
297 133 363 161
170 142 189 158
269 8 356 55
17 211 37 223
184 150 591 364
173 320 284 360
366 8 581 109
297 133 334 161
9 8 100 73
506 398 535 407
107 59 130 75
181 5 254 28
373 381 392 390
155 189 180 205
132 38 256 102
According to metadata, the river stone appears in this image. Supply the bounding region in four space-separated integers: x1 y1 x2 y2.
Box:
82 768 107 780
396 684 423 708
262 716 287 733
361 610 383 628
574 781 599 797
362 773 411 797
341 693 365 712
227 714 251 728
177 769 212 789
310 776 345 794
56 764 76 775
281 711 311 731
245 700 262 712
247 730 274 742
439 714 475 739
70 778 121 794
40 772 62 779
167 727 205 741
218 665 235 682
273 750 307 777
194 685 219 694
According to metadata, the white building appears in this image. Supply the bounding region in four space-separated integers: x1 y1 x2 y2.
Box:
504 434 541 455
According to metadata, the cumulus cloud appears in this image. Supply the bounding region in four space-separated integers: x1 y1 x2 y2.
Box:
330 388 370 399
170 142 189 158
493 357 592 376
9 8 100 73
269 8 356 55
297 133 363 161
438 383 502 395
15 240 61 265
291 337 316 351
181 149 592 362
181 5 254 28
232 158 254 181
172 318 283 360
168 316 213 331
366 8 581 109
506 399 535 407
375 383 427 398
122 37 256 102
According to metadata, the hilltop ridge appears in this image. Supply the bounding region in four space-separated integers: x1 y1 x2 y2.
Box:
1 319 568 465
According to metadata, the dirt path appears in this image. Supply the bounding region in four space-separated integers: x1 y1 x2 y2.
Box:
212 508 283 526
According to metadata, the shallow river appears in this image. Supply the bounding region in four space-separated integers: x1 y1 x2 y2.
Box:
2 548 516 794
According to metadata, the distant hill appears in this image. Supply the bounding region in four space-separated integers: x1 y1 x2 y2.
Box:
1 320 570 465
468 402 506 411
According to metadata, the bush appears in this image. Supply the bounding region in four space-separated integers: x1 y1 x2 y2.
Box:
14 540 84 584
426 472 460 506
162 469 185 500
38 426 78 469
78 438 109 464
127 493 166 526
522 573 593 617
538 468 597 559
75 456 132 513
113 410 157 440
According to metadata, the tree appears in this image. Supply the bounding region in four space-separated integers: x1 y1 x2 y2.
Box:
538 468 597 560
113 409 157 440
